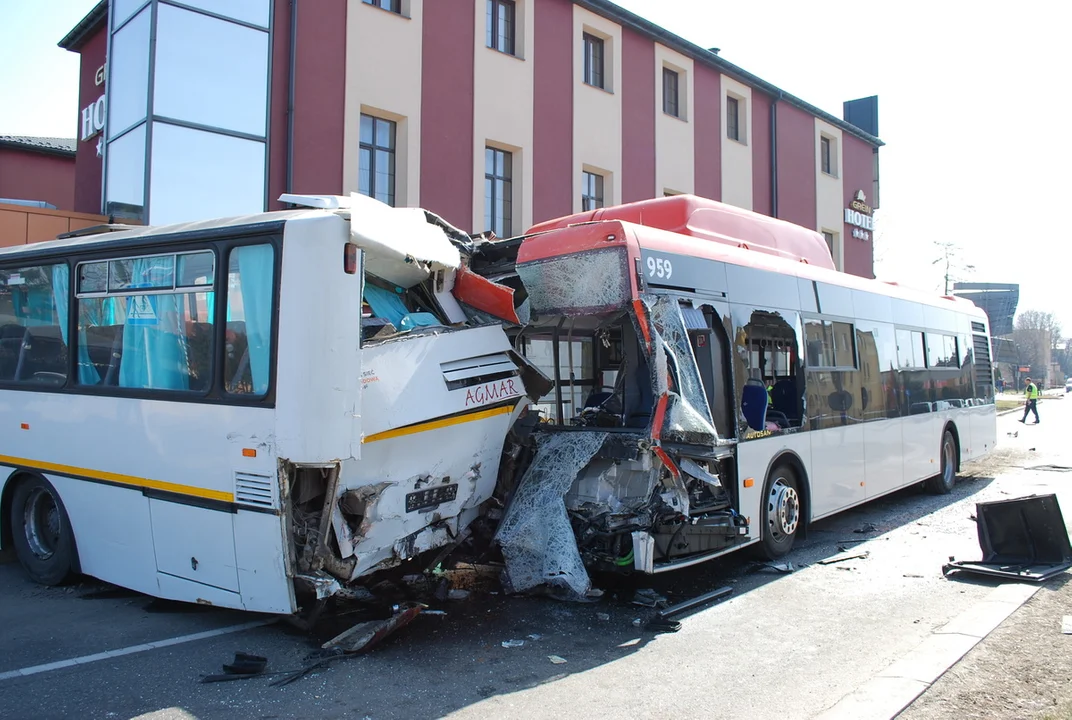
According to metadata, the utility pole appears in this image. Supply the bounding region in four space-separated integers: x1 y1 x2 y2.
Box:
932 241 975 295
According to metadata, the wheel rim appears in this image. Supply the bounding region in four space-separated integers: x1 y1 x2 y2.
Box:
942 437 956 485
767 477 799 542
22 487 61 561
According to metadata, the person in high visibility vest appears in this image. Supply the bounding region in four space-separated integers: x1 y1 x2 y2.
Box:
1020 377 1040 424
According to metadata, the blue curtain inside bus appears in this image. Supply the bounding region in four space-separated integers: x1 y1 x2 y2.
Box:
118 258 189 390
363 283 408 327
234 244 273 395
51 264 102 385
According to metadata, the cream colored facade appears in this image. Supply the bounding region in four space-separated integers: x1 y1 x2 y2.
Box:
572 4 623 213
815 118 844 270
720 74 753 211
472 0 536 235
654 43 694 196
342 0 424 207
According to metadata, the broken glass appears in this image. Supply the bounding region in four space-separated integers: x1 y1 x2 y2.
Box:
516 248 631 317
495 431 609 598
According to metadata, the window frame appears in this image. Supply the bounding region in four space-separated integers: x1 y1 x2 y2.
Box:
358 113 397 208
361 0 402 14
486 0 516 56
727 95 740 142
820 135 832 175
485 146 513 238
663 67 679 118
803 315 858 371
582 32 605 89
581 170 604 211
0 227 282 407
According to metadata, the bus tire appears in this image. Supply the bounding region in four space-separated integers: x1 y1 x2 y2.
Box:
760 464 801 560
926 429 958 495
9 476 77 586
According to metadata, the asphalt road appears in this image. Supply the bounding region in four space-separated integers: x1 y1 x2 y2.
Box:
1 397 1069 720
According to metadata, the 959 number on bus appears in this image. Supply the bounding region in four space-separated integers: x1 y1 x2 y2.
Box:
646 255 673 280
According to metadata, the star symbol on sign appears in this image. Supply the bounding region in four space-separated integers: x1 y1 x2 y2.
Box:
96 137 103 157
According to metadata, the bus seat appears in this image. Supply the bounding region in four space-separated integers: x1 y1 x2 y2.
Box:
741 383 768 431
15 327 67 383
184 322 213 392
771 379 798 424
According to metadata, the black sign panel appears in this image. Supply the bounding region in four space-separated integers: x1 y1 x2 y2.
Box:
639 248 728 296
405 484 459 513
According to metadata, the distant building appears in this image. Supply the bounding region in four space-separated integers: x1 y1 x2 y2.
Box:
952 282 1020 387
0 136 76 211
57 0 884 278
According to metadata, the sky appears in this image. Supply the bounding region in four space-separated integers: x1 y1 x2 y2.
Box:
1 0 1069 334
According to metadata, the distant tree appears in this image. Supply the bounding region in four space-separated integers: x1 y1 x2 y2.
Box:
1013 310 1062 379
1057 338 1072 378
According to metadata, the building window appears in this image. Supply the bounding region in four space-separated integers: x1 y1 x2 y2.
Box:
663 68 679 118
582 171 604 211
362 0 401 13
359 114 396 207
822 231 835 257
727 96 740 141
583 32 604 89
821 135 839 176
486 0 515 55
822 230 840 270
485 146 513 237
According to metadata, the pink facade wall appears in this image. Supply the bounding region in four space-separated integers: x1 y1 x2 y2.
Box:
774 102 816 232
620 28 655 204
266 0 292 210
420 0 476 229
71 25 107 214
532 0 574 224
842 133 875 278
290 0 348 196
0 148 75 211
692 64 721 201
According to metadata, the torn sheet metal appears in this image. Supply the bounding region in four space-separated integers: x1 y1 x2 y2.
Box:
453 265 528 325
320 602 424 653
496 431 609 598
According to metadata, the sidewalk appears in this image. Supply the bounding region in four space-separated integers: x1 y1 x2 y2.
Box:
897 577 1072 719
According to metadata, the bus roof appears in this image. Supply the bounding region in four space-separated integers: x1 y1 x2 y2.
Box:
0 208 322 261
517 213 988 321
525 194 837 270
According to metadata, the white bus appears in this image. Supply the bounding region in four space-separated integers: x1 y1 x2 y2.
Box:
485 194 997 597
0 194 545 614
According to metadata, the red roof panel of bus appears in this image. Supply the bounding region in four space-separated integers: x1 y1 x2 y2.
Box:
524 194 836 271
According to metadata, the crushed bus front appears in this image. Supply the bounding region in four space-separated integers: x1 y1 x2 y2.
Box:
485 220 750 600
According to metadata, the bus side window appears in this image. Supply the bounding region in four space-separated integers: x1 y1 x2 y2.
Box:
224 244 274 396
0 263 69 386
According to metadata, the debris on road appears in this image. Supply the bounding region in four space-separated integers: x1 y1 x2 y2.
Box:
631 588 668 607
527 633 542 641
819 551 869 566
596 612 610 621
201 652 270 684
943 494 1072 583
548 655 567 664
753 561 794 574
501 639 525 648
1062 616 1072 635
854 522 878 534
903 573 924 579
321 602 424 653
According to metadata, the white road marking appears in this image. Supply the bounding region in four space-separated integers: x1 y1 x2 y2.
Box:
0 618 276 682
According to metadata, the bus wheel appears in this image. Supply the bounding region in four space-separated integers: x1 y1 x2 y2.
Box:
10 476 76 586
926 429 958 495
761 465 801 559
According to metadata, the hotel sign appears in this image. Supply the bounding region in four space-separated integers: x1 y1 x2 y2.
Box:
844 189 873 241
80 65 107 157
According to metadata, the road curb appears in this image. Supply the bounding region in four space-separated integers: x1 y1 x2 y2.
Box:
812 582 1040 720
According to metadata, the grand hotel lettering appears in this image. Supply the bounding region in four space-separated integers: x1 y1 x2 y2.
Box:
844 190 874 241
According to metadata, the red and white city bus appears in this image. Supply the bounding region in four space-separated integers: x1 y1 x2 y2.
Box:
487 194 997 598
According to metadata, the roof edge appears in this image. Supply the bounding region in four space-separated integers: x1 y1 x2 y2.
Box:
58 0 108 51
0 138 77 158
576 0 885 147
